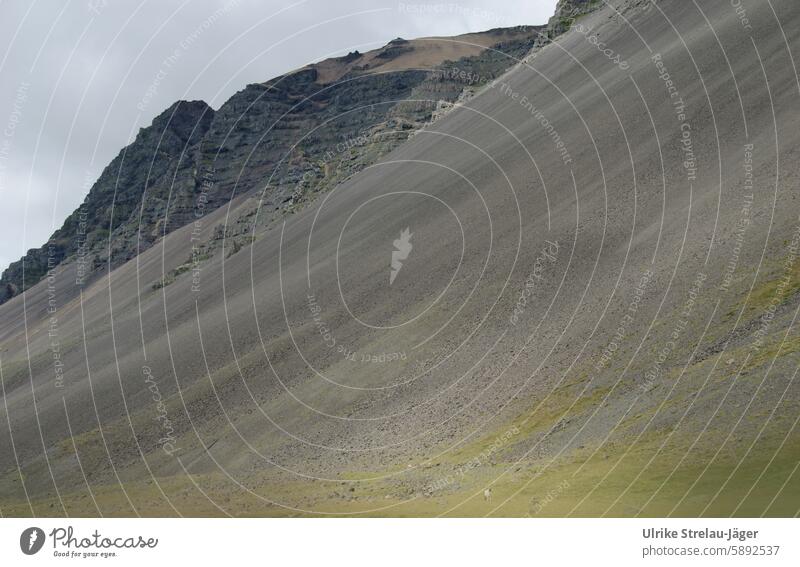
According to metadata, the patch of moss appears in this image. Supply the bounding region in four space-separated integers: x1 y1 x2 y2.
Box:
740 255 800 316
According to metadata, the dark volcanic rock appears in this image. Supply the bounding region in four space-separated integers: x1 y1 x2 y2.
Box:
0 100 213 301
1 24 571 305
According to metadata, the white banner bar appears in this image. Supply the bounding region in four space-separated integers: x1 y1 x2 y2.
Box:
1 518 798 566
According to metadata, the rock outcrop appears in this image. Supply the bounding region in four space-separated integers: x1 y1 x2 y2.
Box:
0 26 552 304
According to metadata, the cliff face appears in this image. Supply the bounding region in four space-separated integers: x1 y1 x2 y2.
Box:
0 100 214 303
0 25 552 305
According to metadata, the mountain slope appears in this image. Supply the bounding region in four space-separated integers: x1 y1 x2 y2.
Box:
1 0 800 517
0 26 543 305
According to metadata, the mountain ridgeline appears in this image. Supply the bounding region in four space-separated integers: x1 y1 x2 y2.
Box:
0 24 560 304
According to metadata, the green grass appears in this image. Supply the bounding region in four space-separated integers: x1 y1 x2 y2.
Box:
4 351 797 517
735 254 800 318
5 424 797 517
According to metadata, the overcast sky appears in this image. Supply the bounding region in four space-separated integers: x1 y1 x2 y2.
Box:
0 0 557 271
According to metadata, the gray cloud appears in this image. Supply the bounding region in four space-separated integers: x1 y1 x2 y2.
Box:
0 0 556 270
